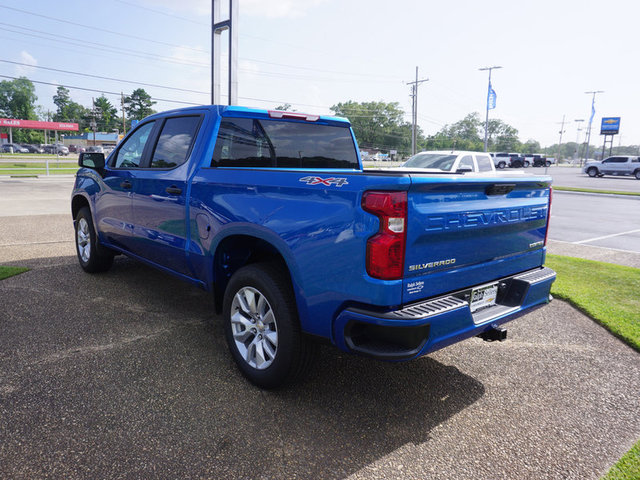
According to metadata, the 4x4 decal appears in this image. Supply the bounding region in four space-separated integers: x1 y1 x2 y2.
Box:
299 176 349 187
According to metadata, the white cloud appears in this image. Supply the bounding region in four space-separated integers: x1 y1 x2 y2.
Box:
16 51 37 76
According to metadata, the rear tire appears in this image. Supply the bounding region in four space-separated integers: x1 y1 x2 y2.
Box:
635 170 640 180
545 161 552 167
75 207 114 273
498 161 506 169
524 161 530 168
223 263 316 389
587 167 598 177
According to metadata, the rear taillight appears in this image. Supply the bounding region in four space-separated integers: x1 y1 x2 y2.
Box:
544 187 553 246
362 191 407 280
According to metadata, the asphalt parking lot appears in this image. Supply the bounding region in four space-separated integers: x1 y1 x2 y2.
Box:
1 176 640 479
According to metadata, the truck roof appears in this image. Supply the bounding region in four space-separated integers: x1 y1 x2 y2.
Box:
143 104 351 127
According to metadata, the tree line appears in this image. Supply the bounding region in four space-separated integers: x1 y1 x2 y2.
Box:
0 76 156 143
2 77 635 158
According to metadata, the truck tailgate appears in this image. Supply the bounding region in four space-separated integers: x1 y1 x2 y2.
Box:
403 175 551 303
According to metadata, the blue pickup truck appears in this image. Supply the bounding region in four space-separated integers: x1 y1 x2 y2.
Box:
72 105 555 388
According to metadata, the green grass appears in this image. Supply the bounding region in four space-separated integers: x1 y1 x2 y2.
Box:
554 186 640 197
546 255 640 351
544 255 640 479
602 440 640 480
0 266 29 280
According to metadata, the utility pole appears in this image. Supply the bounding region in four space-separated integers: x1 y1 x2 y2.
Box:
574 119 584 160
584 90 604 163
557 115 566 161
121 92 126 135
91 97 97 146
479 65 502 152
405 66 429 155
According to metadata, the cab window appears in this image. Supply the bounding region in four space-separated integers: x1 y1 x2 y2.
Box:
458 155 475 171
112 122 155 168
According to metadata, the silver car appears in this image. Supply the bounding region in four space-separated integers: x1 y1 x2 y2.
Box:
583 156 640 179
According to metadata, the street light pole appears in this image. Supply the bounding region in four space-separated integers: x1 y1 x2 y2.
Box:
479 66 502 152
584 90 604 163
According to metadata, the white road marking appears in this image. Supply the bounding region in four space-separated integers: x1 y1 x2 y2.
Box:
549 239 640 255
575 228 640 245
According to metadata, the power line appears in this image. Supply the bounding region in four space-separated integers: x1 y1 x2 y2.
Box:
111 0 208 26
0 4 208 54
0 24 209 68
0 74 202 106
0 24 403 84
0 59 209 95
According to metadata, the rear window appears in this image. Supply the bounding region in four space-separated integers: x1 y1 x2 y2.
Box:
211 117 359 169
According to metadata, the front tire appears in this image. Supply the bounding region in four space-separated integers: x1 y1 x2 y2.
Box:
587 167 598 177
635 170 640 180
75 206 114 273
223 263 316 389
497 161 506 169
545 161 552 167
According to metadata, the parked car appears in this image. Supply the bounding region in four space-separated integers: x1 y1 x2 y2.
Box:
491 152 511 169
1 143 29 153
402 150 496 173
524 154 554 167
86 146 104 154
42 144 70 155
508 153 527 168
491 152 527 168
21 144 45 154
72 105 555 388
583 156 640 179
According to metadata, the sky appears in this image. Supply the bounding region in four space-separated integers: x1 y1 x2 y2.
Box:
0 0 639 148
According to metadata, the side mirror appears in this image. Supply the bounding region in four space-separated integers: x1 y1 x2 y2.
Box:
79 152 105 169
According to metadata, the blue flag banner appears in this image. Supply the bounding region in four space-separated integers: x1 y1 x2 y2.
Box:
487 83 497 110
588 97 595 125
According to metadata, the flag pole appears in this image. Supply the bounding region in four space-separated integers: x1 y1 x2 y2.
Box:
479 66 502 152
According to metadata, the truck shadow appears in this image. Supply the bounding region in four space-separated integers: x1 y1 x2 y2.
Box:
2 256 485 479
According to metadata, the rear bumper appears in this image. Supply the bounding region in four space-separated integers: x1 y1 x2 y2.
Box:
333 266 556 360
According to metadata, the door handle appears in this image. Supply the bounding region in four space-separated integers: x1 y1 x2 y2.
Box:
165 186 182 195
120 180 132 189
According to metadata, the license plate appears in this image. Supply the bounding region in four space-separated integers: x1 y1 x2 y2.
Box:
470 283 498 312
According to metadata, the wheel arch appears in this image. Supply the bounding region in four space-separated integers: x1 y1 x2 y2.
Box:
71 193 91 221
211 232 300 316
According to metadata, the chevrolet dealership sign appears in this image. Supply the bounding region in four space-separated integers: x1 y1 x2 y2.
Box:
600 117 620 135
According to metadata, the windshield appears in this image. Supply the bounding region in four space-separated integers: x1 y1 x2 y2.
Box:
402 153 457 171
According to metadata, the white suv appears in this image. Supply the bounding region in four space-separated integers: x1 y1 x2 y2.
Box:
583 156 640 179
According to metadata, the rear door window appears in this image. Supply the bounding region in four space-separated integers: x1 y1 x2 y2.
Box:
211 117 359 169
150 116 201 169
